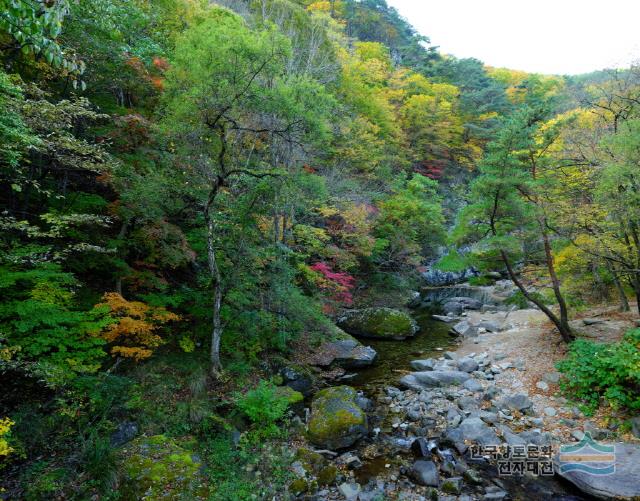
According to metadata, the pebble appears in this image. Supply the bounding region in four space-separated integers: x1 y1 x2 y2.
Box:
544 407 557 417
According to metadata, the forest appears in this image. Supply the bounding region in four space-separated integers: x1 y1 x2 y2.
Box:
1 1 640 500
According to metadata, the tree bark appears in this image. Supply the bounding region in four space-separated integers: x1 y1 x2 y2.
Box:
540 225 573 339
204 182 224 375
499 249 574 343
606 260 630 312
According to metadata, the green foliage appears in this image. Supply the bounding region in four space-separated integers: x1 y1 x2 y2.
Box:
434 249 468 272
557 329 640 414
0 264 110 377
235 380 293 439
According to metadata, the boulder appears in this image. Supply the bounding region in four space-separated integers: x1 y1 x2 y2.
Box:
443 301 464 316
478 320 502 333
281 367 314 396
451 321 477 337
458 417 500 446
399 370 471 390
463 379 483 393
410 358 436 371
337 308 418 340
330 338 378 369
556 442 640 500
411 460 440 487
457 357 479 373
118 435 208 500
308 386 367 450
498 393 533 412
110 421 138 447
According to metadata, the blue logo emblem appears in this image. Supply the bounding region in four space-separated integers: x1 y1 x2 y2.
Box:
558 432 616 476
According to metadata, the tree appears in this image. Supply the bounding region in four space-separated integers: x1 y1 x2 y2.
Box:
162 7 332 373
454 106 575 342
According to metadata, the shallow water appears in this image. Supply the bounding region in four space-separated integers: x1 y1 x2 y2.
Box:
349 309 456 391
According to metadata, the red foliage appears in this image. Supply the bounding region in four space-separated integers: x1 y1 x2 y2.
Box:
414 160 445 180
310 262 355 306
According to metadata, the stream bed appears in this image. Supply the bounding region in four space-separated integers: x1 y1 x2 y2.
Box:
335 308 590 500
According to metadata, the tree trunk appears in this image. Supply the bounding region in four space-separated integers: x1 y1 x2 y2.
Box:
606 260 630 312
540 227 573 340
500 249 574 343
205 184 224 375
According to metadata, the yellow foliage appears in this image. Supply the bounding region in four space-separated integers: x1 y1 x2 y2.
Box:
0 417 14 457
97 293 180 361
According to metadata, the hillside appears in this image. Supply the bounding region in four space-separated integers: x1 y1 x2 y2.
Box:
1 1 640 500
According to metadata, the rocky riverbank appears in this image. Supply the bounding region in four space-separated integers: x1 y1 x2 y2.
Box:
287 284 640 500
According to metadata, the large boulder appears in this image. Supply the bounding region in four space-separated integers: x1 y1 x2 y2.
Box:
556 442 640 500
329 338 378 369
281 367 314 396
338 308 418 340
308 386 367 450
399 370 471 390
118 435 209 500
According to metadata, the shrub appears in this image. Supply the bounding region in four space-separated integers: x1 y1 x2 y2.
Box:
557 329 640 414
235 380 294 439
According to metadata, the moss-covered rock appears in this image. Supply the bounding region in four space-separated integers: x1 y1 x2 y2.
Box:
118 435 208 500
307 386 367 450
337 308 418 340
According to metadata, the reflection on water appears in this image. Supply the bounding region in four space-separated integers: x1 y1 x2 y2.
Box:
349 309 456 390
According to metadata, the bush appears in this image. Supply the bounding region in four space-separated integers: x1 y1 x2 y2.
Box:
235 380 294 439
557 329 640 414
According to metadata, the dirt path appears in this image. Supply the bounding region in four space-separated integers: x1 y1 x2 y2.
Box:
454 306 640 443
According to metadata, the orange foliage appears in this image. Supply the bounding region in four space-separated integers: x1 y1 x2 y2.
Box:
97 293 180 361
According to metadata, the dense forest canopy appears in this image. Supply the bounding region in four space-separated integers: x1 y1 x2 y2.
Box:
1 1 640 499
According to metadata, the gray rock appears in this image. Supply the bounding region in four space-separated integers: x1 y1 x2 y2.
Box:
478 320 502 332
458 417 500 446
338 482 361 500
544 407 557 417
544 371 561 384
410 359 436 371
457 396 480 411
433 314 459 323
499 393 533 412
483 488 508 500
497 424 526 446
462 378 483 393
443 301 464 316
457 357 480 373
110 421 138 447
308 386 367 449
451 321 477 337
411 437 437 457
536 381 549 392
444 351 458 360
411 460 440 487
399 370 471 390
330 339 378 369
281 367 313 396
556 442 640 500
478 411 499 425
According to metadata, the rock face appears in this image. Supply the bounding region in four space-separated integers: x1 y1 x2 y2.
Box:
399 370 471 390
338 308 418 340
119 435 208 500
308 386 368 450
556 442 640 500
